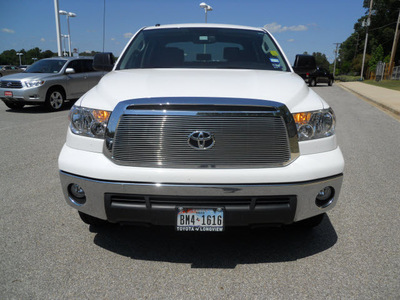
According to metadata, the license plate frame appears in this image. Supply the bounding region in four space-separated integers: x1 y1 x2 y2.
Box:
4 91 13 97
176 207 224 232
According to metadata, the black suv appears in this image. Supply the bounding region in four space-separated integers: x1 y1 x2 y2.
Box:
293 54 334 86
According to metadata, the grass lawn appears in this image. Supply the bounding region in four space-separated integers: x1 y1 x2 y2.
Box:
363 80 400 91
336 75 361 82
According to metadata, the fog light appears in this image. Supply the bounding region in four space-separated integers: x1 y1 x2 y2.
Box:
316 186 334 208
68 183 86 205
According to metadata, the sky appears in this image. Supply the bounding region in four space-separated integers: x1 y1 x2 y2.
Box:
0 0 367 64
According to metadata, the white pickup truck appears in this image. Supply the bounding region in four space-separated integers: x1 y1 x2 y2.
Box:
58 24 344 231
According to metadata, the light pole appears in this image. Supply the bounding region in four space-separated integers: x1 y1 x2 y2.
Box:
54 0 62 57
16 53 23 66
61 34 69 56
199 2 212 23
59 10 77 56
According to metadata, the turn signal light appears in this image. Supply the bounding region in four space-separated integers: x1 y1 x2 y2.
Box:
293 112 311 124
92 110 111 123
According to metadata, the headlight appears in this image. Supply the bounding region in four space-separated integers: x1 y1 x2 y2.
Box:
25 80 45 88
292 108 336 141
69 105 111 138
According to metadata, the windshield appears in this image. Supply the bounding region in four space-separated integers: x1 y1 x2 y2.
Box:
25 59 67 73
117 27 289 71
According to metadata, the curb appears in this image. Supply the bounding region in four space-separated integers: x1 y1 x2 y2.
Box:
336 82 400 117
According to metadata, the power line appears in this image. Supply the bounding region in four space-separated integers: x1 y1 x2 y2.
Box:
369 21 397 31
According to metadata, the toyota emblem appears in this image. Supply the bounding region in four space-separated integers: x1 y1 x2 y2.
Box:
188 131 215 150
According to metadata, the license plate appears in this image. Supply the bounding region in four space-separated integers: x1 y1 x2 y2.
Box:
4 91 13 97
177 208 224 232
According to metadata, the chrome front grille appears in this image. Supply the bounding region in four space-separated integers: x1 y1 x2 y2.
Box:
104 98 299 169
0 80 23 89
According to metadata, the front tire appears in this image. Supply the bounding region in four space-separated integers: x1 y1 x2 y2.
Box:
45 88 65 111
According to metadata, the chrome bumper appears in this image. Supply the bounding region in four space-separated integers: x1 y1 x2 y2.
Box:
60 171 343 224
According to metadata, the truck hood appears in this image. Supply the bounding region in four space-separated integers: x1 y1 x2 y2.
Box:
79 69 326 112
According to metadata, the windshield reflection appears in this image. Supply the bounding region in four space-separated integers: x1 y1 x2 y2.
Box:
25 59 67 74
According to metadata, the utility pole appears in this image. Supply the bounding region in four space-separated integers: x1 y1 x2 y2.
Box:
54 0 62 57
388 10 400 79
333 43 341 77
361 0 373 80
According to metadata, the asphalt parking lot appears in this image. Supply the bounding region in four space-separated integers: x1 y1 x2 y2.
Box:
1 85 399 299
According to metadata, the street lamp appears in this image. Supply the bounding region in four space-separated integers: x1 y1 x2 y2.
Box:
61 34 69 56
16 53 23 66
59 10 77 56
199 2 212 23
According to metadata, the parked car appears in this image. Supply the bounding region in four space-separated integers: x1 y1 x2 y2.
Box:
293 54 334 86
0 65 23 77
58 24 344 231
0 57 105 111
18 65 30 71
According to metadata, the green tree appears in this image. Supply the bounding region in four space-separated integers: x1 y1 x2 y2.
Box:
339 60 352 75
352 53 371 74
79 51 101 57
362 0 400 57
25 47 42 64
0 49 18 65
312 52 330 69
338 0 400 74
368 44 384 71
41 50 55 58
339 32 361 63
0 47 57 66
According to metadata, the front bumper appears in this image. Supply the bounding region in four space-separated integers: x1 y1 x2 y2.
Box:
0 86 46 104
59 170 343 226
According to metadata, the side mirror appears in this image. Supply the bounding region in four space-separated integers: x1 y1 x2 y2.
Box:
93 52 115 71
65 68 75 74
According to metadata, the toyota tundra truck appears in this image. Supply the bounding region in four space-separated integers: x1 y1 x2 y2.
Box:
58 24 344 231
